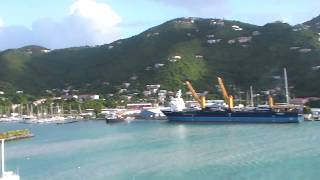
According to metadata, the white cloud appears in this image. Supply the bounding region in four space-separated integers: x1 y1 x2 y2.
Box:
0 0 122 50
70 0 121 32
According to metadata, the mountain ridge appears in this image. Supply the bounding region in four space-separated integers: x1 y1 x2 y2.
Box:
0 16 320 97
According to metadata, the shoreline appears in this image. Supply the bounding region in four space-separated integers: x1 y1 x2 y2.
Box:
0 129 34 141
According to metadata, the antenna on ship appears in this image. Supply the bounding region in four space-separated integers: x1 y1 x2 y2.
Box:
284 68 290 104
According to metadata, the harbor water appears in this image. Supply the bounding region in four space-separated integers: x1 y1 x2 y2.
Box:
1 120 320 180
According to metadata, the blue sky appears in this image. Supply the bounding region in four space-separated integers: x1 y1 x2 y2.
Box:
0 0 187 36
0 0 319 50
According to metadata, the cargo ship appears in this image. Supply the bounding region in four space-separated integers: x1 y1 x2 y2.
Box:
162 108 303 123
162 75 304 123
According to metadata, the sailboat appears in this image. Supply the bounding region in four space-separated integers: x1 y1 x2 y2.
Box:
0 139 20 180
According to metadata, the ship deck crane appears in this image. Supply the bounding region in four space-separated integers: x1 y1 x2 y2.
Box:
217 77 234 109
185 81 206 109
268 95 274 108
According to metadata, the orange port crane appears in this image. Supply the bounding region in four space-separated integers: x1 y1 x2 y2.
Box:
217 77 234 109
185 81 206 109
268 95 274 108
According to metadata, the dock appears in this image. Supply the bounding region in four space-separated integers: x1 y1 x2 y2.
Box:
0 129 34 141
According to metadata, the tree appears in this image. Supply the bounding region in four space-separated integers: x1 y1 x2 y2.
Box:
104 98 117 108
306 100 320 108
12 95 28 104
82 100 105 115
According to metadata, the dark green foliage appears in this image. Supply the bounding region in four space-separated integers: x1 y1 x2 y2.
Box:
306 100 320 108
82 100 105 115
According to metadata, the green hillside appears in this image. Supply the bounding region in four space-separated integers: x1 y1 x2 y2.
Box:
0 17 320 97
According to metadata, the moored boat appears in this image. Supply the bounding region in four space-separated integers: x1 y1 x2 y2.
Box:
105 113 124 123
162 108 303 123
162 90 303 123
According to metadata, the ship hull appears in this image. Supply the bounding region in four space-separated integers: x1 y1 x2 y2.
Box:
162 110 303 123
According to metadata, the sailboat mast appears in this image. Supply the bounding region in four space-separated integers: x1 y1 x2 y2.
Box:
30 104 33 116
26 104 29 116
250 86 254 106
284 68 290 104
78 104 82 114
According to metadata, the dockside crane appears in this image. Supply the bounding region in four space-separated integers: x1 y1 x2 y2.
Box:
268 95 274 108
185 81 206 109
217 77 234 109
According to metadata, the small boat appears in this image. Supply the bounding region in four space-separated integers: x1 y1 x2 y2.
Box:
105 113 124 123
139 108 167 120
56 120 79 125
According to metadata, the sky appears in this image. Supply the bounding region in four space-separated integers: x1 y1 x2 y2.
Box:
0 0 319 50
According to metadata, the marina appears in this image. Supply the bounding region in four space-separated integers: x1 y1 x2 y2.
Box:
1 120 320 180
1 1 320 179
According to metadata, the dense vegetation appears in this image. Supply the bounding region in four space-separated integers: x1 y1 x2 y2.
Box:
306 100 320 108
0 16 320 97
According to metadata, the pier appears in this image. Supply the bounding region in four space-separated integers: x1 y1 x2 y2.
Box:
0 129 34 141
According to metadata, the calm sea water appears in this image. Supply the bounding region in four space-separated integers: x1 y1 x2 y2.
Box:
1 120 320 180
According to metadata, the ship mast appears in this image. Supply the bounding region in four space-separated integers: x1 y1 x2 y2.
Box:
250 86 254 107
284 68 290 104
